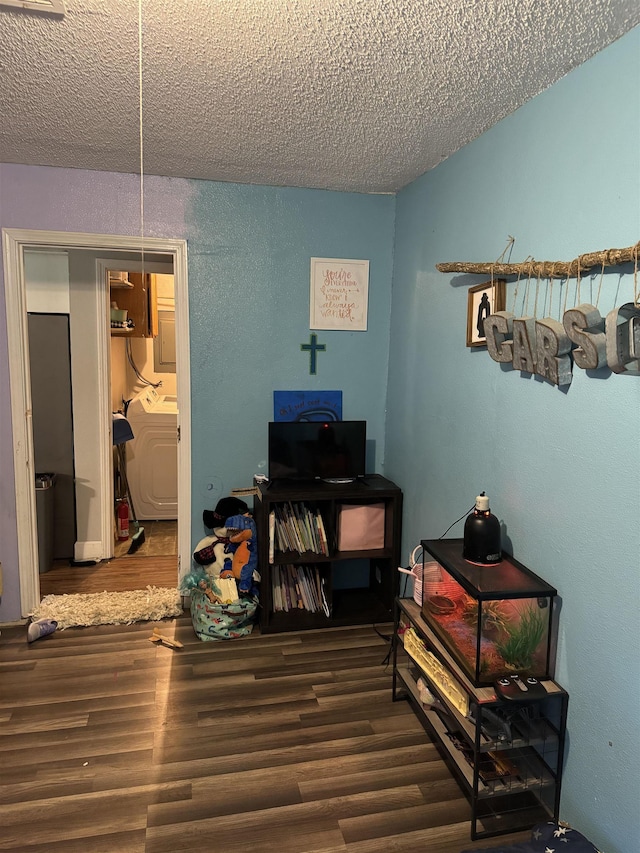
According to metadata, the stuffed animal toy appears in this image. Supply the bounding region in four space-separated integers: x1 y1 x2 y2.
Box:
220 513 259 597
193 496 250 574
193 531 230 572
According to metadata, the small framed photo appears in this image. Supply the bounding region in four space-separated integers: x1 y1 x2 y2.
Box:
467 279 506 347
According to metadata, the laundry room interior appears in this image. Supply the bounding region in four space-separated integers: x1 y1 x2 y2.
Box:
26 249 180 591
110 267 178 560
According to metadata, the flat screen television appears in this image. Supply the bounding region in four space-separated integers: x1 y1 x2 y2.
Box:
268 420 367 483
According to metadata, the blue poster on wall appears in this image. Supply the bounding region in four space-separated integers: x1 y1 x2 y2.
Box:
274 391 343 422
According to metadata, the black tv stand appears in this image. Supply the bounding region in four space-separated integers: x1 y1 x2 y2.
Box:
266 475 371 491
254 474 402 633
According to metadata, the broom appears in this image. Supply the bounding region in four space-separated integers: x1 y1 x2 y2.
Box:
127 498 146 554
116 444 145 554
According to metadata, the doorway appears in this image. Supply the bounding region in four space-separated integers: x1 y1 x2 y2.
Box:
3 229 191 618
105 261 178 569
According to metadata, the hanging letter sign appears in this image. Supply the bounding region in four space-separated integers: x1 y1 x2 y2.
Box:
484 302 640 385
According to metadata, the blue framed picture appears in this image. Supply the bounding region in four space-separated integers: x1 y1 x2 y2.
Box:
274 391 342 422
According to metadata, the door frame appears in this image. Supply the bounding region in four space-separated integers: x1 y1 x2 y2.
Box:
2 228 191 618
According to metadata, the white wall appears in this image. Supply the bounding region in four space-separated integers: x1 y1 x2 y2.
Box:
25 250 69 314
68 251 107 560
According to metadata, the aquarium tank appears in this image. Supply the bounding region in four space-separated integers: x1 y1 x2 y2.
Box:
418 539 557 687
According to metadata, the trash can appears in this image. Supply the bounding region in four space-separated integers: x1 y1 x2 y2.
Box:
35 473 56 573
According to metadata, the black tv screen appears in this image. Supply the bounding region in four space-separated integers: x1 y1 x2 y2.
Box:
268 421 366 482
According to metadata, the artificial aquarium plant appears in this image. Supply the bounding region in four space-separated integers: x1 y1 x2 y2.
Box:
495 604 546 671
461 594 511 636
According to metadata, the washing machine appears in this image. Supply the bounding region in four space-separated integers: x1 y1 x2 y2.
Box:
126 387 179 520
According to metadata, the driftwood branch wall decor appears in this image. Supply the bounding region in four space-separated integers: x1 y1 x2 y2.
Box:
438 240 640 386
436 241 640 279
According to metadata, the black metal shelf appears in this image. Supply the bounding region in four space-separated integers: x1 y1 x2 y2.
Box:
392 595 568 841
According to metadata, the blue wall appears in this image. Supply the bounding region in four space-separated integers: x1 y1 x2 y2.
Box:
385 28 640 853
186 182 395 527
0 166 394 621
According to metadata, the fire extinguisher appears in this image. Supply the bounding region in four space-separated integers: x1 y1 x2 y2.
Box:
117 499 130 540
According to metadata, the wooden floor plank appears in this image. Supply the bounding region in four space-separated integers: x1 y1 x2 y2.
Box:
339 797 472 844
39 553 179 596
0 614 532 852
0 829 147 853
146 822 346 853
153 719 377 764
298 759 453 800
146 785 431 852
311 821 529 853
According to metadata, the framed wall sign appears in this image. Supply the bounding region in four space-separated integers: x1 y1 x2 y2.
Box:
467 279 506 347
310 257 369 331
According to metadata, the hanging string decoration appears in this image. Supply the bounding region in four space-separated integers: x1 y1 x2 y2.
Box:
455 241 640 384
138 0 145 275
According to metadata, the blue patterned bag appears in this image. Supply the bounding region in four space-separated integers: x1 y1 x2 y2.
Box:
189 589 258 641
461 821 599 853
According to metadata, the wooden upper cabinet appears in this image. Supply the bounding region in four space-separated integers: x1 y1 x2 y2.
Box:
110 272 158 338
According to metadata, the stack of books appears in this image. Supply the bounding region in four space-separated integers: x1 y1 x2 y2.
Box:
271 564 329 615
269 502 329 560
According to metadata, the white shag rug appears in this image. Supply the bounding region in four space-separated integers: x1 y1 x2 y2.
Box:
30 586 183 630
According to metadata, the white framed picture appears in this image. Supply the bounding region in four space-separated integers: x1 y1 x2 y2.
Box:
310 257 369 331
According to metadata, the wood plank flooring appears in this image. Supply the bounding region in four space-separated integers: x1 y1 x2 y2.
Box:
39 520 178 597
39 555 179 596
0 617 531 852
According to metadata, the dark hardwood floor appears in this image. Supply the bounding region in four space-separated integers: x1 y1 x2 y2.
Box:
0 615 531 852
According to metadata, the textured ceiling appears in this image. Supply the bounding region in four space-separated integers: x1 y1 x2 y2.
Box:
0 0 638 194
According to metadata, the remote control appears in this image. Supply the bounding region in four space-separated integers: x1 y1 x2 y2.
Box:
494 674 547 701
